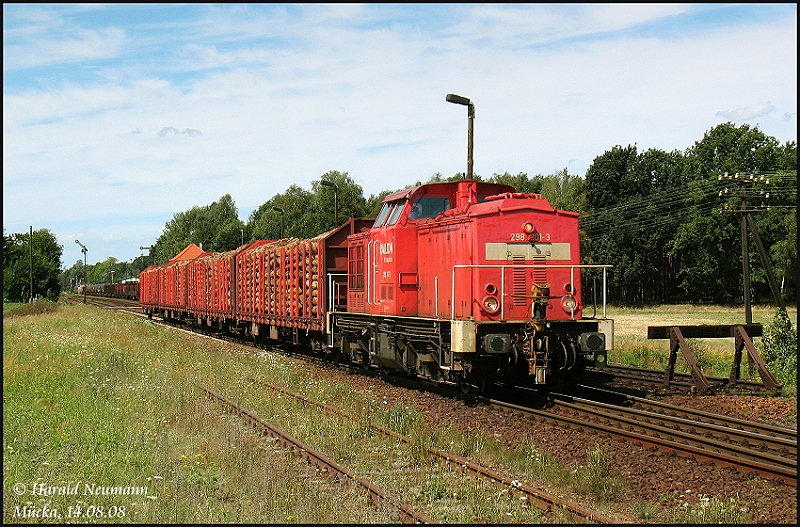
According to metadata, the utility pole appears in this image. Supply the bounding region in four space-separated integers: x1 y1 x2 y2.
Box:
719 172 785 323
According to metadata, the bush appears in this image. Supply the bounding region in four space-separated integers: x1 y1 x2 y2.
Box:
3 299 60 318
759 308 797 389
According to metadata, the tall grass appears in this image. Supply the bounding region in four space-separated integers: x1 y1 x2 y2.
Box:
3 306 395 523
3 299 59 318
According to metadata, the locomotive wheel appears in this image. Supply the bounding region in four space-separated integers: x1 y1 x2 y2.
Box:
460 356 498 395
459 372 493 395
459 378 483 395
358 349 370 370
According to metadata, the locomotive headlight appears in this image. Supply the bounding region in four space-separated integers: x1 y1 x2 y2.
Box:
522 222 534 234
561 295 577 312
482 295 500 314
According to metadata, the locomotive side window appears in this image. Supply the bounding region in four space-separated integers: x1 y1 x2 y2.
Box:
409 196 450 220
386 200 406 226
372 203 392 228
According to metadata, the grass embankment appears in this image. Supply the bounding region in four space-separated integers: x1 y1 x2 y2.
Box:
4 302 780 523
4 303 635 524
3 304 398 523
605 304 797 394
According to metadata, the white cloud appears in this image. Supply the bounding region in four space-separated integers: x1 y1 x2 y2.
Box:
716 102 777 121
4 27 126 71
2 4 796 267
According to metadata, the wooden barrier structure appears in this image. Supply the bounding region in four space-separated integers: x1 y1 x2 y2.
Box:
647 324 781 395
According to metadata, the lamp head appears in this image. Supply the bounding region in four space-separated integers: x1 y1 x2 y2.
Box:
446 93 470 106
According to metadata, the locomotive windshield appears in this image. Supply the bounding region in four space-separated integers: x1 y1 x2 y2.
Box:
372 199 407 228
386 200 405 225
409 196 450 220
372 202 392 227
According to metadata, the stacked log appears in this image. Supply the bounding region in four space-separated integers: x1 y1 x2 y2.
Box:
233 236 324 324
175 259 192 309
139 267 160 305
209 249 238 313
188 254 213 313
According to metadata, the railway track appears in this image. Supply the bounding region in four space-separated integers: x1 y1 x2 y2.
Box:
246 377 614 524
494 385 797 486
574 384 797 437
66 294 142 310
200 385 435 524
74 296 798 489
586 364 777 393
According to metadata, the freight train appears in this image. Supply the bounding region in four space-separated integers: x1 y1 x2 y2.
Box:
139 179 614 391
77 278 139 300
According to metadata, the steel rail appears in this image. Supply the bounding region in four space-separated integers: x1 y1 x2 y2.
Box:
576 384 797 439
247 377 614 524
586 364 776 392
487 396 796 486
548 392 797 465
200 385 436 524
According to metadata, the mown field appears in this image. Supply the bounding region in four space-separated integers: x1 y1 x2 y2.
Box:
3 300 795 523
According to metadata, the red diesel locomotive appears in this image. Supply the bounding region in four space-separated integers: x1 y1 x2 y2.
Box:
140 179 613 390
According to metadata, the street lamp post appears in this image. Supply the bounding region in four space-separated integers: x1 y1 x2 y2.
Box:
320 180 338 226
75 240 88 303
446 93 475 179
29 226 34 302
140 245 154 267
272 206 285 239
109 270 115 284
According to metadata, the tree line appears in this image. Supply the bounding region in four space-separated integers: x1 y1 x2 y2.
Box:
3 121 795 307
3 228 63 302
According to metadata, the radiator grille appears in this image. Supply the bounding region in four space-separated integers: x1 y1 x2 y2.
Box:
512 256 527 306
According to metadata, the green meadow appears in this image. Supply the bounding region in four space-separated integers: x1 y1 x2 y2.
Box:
4 300 792 523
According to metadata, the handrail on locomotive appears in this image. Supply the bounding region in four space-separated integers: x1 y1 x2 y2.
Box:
326 263 613 322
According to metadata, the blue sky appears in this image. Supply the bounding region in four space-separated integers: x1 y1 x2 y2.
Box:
3 3 796 270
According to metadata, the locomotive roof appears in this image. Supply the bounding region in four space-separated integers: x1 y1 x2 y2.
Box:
381 180 515 202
